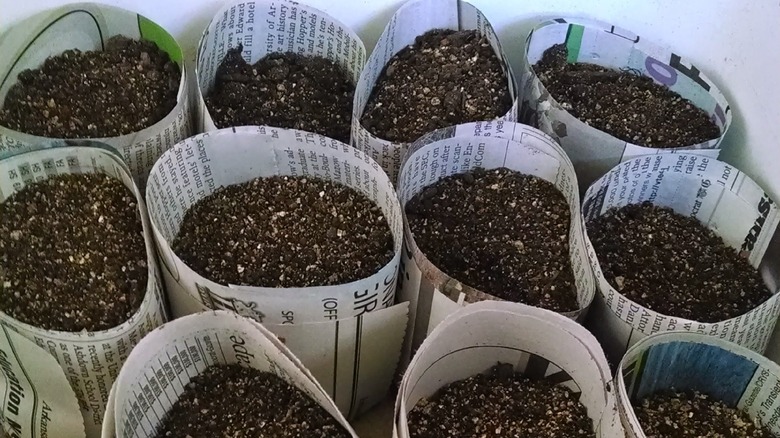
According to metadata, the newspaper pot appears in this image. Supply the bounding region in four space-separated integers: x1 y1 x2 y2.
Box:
196 0 367 133
0 142 166 438
145 126 406 416
617 332 780 436
520 17 731 191
102 311 359 437
583 153 780 365
397 121 595 360
396 301 621 437
0 3 192 188
352 0 519 182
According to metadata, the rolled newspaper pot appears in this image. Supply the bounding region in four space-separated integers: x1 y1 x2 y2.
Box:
352 0 519 181
396 301 620 437
617 332 780 436
0 3 192 187
103 311 358 437
145 126 406 416
0 323 86 438
397 121 595 357
196 0 366 132
0 142 166 438
520 17 731 190
583 153 780 364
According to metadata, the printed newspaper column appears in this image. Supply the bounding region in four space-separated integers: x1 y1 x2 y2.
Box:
104 311 359 437
396 121 595 363
196 0 366 132
0 3 192 187
520 17 731 190
617 332 780 437
0 324 86 438
145 126 407 417
396 301 621 437
583 153 780 364
352 0 519 182
0 143 167 438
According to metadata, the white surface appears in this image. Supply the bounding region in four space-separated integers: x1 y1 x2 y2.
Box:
1 0 778 357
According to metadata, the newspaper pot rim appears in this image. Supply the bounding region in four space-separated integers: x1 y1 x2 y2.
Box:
195 0 368 132
581 154 780 333
522 16 732 152
145 125 404 295
615 331 779 437
353 0 518 147
0 2 189 146
396 127 594 319
0 140 163 338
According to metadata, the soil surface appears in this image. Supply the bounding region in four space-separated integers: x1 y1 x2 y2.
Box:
0 36 179 138
534 44 720 148
408 363 594 438
635 390 772 437
587 202 771 322
406 167 577 312
173 175 394 287
153 364 350 438
206 46 354 143
0 173 147 331
361 29 512 143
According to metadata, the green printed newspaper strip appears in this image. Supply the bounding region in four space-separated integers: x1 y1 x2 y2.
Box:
564 24 584 64
137 15 183 64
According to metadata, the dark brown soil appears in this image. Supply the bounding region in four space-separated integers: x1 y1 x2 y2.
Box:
205 46 354 143
533 44 720 148
153 364 350 438
173 175 393 287
361 29 512 143
0 173 147 331
406 167 577 312
635 391 772 437
587 202 771 322
0 36 179 138
408 363 594 438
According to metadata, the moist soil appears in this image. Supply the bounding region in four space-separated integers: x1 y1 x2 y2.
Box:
0 173 147 331
406 167 578 312
173 175 393 287
205 46 354 143
361 29 512 143
153 364 349 438
408 363 594 438
635 390 772 437
0 36 179 138
533 44 720 148
587 202 771 322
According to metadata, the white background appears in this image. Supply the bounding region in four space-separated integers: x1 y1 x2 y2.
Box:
2 0 780 360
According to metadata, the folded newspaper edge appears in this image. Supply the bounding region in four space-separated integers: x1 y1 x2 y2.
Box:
395 301 622 438
617 332 780 437
195 0 367 134
396 120 596 364
351 0 519 182
0 2 193 187
0 144 167 438
520 16 732 190
583 153 780 364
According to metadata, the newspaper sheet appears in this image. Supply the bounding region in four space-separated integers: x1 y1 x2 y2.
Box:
395 301 621 437
105 311 359 437
396 121 595 363
618 332 780 437
145 126 408 417
0 144 167 437
352 0 519 182
196 0 366 133
583 153 780 364
0 3 192 187
520 17 731 190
